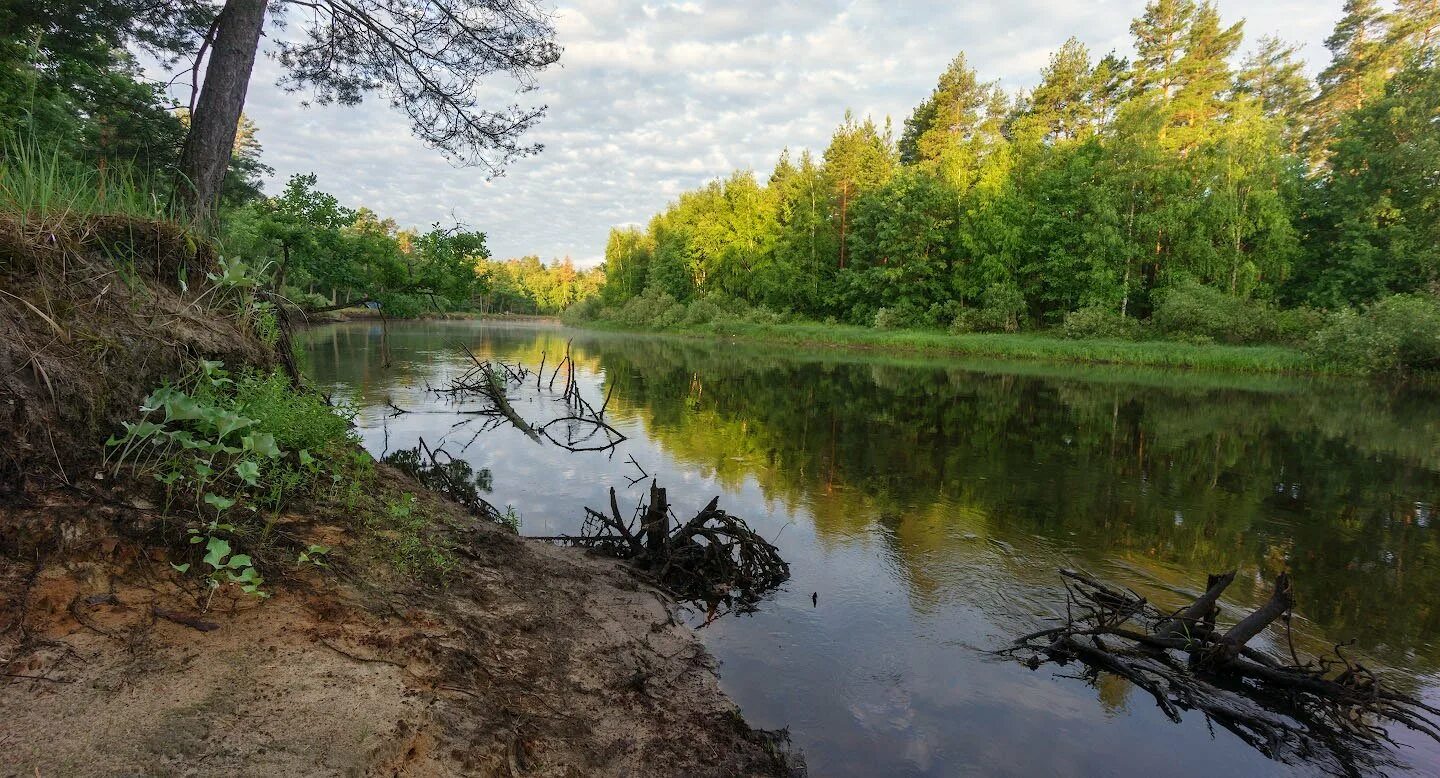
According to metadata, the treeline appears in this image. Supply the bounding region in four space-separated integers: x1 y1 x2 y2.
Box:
591 0 1440 366
475 256 604 315
224 176 601 316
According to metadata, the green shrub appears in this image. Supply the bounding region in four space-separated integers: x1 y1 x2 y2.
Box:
1151 280 1273 345
233 370 357 456
1269 306 1327 346
561 295 603 324
982 284 1026 333
949 306 1010 334
107 362 363 599
1061 307 1141 340
612 287 680 327
1306 294 1440 374
873 307 901 330
378 293 430 318
681 294 732 326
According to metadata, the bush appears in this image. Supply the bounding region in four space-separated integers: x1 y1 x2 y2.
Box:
1151 281 1272 344
1061 307 1141 340
982 284 1026 333
611 287 680 327
873 307 901 330
1269 306 1327 346
561 295 602 325
681 294 734 326
232 369 357 457
949 306 1011 334
1306 295 1440 374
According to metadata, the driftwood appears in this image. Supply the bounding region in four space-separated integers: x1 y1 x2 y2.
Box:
1002 569 1440 775
433 342 627 453
541 482 789 617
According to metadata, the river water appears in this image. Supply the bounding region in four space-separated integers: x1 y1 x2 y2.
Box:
299 319 1440 777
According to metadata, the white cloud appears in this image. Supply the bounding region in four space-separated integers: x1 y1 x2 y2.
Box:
175 0 1347 265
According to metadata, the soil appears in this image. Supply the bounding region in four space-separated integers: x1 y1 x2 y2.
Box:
0 217 797 777
1 485 795 777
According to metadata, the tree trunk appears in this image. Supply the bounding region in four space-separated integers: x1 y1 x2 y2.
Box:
174 0 267 223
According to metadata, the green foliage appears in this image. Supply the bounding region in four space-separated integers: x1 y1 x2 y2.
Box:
221 174 525 317
1062 307 1142 340
475 254 603 314
1150 280 1273 344
379 493 458 579
107 361 361 597
585 0 1431 360
1306 295 1440 374
0 131 172 223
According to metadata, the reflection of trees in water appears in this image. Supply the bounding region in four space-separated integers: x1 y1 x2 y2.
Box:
581 335 1440 670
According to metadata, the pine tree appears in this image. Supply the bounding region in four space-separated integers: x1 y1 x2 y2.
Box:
1236 35 1314 150
1129 0 1197 99
1167 2 1243 150
899 53 1004 164
1388 0 1440 53
823 112 897 269
1013 38 1096 145
1307 0 1393 167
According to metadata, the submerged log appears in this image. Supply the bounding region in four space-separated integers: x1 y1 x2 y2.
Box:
1004 569 1440 774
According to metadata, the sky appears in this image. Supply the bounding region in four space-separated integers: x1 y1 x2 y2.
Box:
192 0 1346 265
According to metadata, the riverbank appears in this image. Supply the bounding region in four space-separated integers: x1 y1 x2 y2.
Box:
573 317 1315 374
304 306 560 325
0 216 793 776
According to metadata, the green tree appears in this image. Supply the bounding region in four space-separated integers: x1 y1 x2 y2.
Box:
1295 51 1440 305
1236 36 1314 150
1307 0 1393 167
823 112 897 270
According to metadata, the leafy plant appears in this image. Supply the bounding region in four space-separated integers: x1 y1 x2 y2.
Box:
1306 295 1440 374
108 360 362 598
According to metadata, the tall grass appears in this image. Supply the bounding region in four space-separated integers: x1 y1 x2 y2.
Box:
0 131 176 227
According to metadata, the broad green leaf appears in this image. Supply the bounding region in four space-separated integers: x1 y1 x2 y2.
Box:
203 537 231 569
242 432 281 459
234 460 260 486
203 492 236 512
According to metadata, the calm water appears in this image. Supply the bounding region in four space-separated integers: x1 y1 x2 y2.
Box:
300 320 1440 776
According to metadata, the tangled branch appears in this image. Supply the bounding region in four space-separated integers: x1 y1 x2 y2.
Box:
539 482 789 617
1001 569 1440 775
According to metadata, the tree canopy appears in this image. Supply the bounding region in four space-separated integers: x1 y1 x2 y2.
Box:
595 0 1440 332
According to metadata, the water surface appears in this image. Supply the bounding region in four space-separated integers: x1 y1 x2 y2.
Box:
300 320 1440 776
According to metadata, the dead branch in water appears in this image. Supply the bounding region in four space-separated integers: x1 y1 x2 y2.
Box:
433 341 626 453
1001 569 1440 775
547 482 789 615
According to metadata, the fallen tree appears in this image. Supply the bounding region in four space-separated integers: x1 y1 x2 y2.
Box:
1001 569 1440 775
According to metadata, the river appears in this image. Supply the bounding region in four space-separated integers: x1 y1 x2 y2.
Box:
299 319 1440 777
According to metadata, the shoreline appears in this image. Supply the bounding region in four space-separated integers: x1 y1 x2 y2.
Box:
0 218 795 777
570 318 1320 375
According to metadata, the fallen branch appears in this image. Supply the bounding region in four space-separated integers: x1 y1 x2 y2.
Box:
1002 570 1437 774
546 482 789 614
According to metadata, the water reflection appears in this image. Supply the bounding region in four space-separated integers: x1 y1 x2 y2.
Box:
301 320 1440 776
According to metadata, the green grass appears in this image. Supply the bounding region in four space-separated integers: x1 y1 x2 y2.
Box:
586 318 1316 374
0 131 176 225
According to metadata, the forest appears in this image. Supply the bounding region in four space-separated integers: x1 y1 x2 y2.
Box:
582 0 1440 373
0 0 586 317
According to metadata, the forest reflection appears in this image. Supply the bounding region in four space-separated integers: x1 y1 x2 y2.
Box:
305 321 1440 673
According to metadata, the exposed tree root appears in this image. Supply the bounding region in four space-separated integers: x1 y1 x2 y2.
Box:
1001 569 1440 775
535 482 789 618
